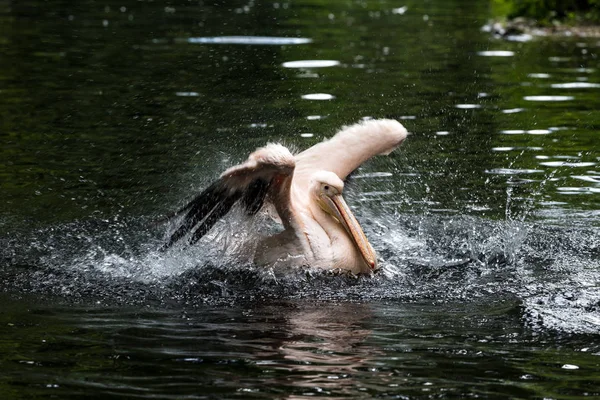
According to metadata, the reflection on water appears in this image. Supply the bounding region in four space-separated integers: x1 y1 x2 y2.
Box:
270 303 377 398
1 0 600 398
2 295 599 399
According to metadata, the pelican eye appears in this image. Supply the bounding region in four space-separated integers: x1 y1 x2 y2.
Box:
324 185 330 191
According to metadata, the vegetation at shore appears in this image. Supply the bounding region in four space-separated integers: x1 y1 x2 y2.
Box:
492 0 600 24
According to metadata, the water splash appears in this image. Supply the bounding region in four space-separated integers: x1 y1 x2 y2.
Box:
1 201 598 333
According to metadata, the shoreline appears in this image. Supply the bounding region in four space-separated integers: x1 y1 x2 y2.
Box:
484 17 600 39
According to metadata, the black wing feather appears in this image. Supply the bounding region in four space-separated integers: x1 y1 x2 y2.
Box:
242 178 270 215
189 191 242 244
159 177 271 251
160 180 240 251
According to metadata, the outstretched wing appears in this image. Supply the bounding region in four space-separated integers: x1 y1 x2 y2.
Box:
160 143 295 251
293 119 408 190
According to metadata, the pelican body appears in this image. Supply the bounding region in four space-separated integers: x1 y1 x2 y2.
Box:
161 119 408 274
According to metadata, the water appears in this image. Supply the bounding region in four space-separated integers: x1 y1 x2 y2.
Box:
1 0 599 398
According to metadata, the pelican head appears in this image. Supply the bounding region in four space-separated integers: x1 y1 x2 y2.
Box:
310 171 378 270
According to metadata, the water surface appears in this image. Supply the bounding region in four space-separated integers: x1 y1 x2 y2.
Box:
1 0 599 398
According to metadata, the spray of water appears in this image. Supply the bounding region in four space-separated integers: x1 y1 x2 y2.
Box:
1 170 598 333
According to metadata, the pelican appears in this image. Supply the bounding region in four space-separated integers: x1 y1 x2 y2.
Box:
160 119 408 274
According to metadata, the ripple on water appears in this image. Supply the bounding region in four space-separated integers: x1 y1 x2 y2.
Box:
486 168 544 175
551 82 600 89
282 60 340 68
477 50 515 57
528 73 551 78
524 95 574 101
502 108 525 114
455 104 482 109
301 93 335 100
391 6 408 14
505 33 533 42
572 67 596 73
492 147 543 152
353 172 394 179
571 175 600 184
500 129 552 135
539 161 597 168
557 186 600 193
180 36 312 45
248 123 268 128
528 129 552 135
548 56 571 62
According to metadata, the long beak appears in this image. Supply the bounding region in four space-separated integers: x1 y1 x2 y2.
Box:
326 194 378 270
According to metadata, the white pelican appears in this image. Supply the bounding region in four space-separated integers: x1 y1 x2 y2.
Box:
161 119 408 274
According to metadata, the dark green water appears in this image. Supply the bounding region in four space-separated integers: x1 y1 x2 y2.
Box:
1 0 599 398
